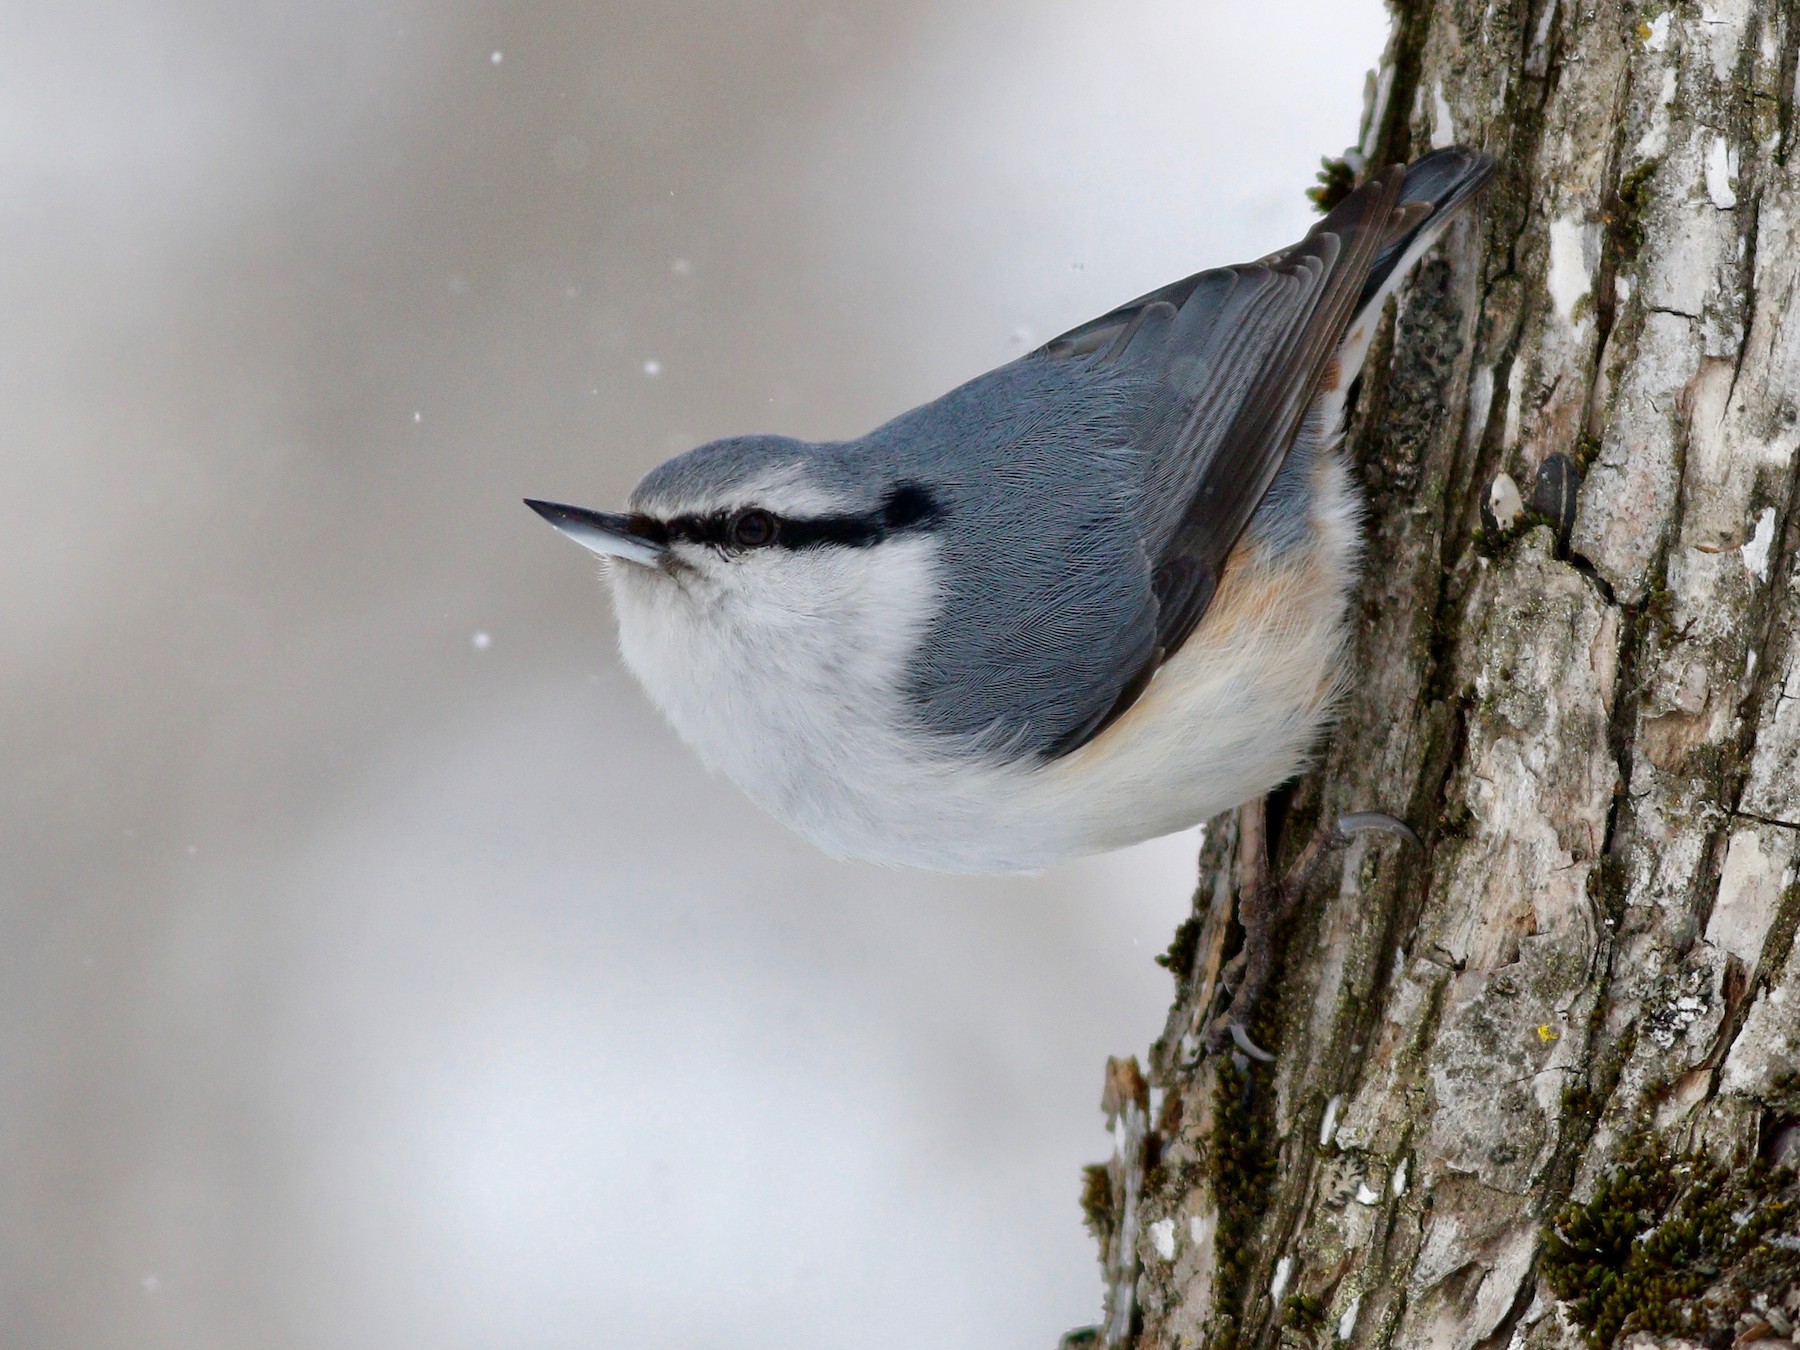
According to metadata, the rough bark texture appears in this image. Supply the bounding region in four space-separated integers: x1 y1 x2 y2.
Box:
1075 2 1800 1347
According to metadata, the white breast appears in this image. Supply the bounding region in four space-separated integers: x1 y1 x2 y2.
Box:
608 450 1359 874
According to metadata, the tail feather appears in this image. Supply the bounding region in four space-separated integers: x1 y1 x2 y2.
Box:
1318 146 1495 402
1358 146 1496 313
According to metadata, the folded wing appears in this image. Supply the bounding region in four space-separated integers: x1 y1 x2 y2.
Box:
1039 162 1430 756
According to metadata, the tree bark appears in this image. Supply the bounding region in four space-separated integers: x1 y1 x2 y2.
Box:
1074 2 1800 1346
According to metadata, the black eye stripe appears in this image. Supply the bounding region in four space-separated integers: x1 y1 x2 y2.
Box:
882 483 938 531
655 483 942 552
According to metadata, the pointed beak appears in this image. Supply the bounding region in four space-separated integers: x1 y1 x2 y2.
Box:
523 499 667 566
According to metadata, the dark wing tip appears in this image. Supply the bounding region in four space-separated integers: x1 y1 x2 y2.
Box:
1396 145 1499 215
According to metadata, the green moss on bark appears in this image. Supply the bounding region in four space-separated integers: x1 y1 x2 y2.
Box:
1539 1132 1800 1348
1199 1029 1281 1348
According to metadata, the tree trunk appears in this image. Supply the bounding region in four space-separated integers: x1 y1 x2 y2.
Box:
1074 2 1800 1346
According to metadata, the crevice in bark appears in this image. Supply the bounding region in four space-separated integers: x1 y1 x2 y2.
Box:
1726 449 1800 825
1366 0 1437 172
1753 875 1800 996
1730 196 1764 400
1777 4 1800 166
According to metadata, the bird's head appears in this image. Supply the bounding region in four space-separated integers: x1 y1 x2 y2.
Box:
526 436 948 771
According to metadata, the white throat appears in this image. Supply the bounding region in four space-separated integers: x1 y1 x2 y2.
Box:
608 536 946 840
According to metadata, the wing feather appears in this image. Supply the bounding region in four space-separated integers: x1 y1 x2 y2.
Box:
1041 167 1409 755
894 153 1492 762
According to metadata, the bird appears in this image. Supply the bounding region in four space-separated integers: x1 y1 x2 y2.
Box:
527 147 1493 1039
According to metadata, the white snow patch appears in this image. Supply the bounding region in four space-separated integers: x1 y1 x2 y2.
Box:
1637 69 1678 157
1645 11 1671 50
1270 1255 1294 1302
1466 364 1495 446
1149 1217 1177 1261
1337 1294 1361 1342
1355 1180 1380 1205
1528 0 1557 66
1392 1158 1409 1196
1548 215 1593 323
1488 473 1524 530
1707 136 1739 209
1431 82 1456 149
1319 1095 1342 1148
1743 507 1776 579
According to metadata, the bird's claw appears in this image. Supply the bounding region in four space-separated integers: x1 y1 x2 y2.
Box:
1200 806 1422 1065
1332 811 1422 850
1227 1021 1276 1062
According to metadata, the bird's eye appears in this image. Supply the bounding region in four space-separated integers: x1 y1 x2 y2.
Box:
730 508 778 549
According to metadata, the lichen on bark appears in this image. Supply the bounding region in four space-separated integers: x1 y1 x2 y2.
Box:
1073 2 1800 1347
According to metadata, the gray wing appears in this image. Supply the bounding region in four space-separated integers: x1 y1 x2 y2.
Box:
1038 165 1409 755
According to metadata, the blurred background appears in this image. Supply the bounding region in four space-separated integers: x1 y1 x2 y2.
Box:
1 1 1386 1345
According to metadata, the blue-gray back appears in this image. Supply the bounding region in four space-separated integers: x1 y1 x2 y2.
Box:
631 148 1495 762
854 357 1161 757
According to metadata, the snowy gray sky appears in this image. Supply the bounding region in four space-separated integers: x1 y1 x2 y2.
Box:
1 1 1386 1345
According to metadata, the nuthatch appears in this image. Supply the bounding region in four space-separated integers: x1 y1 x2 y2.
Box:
528 149 1493 885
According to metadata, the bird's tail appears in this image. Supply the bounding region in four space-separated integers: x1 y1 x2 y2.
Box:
1358 146 1497 315
1327 145 1496 391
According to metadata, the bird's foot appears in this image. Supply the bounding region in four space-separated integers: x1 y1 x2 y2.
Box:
1202 811 1419 1061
